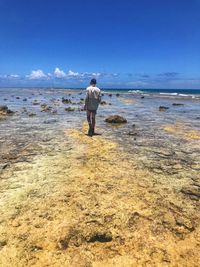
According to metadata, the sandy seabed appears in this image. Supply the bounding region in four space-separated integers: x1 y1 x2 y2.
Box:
0 91 200 267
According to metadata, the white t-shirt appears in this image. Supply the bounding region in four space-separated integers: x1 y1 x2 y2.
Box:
85 86 101 110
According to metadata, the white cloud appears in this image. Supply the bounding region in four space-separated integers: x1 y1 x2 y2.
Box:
68 70 79 77
0 74 20 79
10 74 20 78
27 69 47 80
54 67 66 78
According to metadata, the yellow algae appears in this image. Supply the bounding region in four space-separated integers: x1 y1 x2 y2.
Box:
0 123 200 267
163 122 200 140
119 98 136 105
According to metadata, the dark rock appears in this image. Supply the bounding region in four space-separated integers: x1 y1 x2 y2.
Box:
0 239 7 248
4 98 7 101
62 98 72 104
6 109 14 114
100 101 107 105
40 103 48 109
0 163 9 170
41 106 52 112
22 107 27 113
78 107 85 112
87 233 112 243
105 115 127 123
80 98 84 101
65 107 75 112
196 117 200 120
181 187 200 200
108 94 112 97
16 96 20 99
172 103 184 106
159 106 169 111
128 131 138 136
116 93 120 97
57 239 68 250
44 119 57 124
51 109 57 114
28 113 36 117
33 100 40 105
102 93 104 96
0 105 14 116
23 98 27 101
0 105 8 112
141 96 145 99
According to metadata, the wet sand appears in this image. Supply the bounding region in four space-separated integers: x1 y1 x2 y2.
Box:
0 89 200 266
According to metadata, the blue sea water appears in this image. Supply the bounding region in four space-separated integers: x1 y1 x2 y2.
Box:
101 88 200 96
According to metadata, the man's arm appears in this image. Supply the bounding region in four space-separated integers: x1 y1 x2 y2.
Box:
84 90 89 110
98 91 101 103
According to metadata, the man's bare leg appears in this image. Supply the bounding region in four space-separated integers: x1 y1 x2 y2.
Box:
87 110 93 136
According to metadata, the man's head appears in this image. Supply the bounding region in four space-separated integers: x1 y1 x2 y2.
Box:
90 78 97 86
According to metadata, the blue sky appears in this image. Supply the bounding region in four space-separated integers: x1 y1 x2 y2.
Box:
0 0 200 89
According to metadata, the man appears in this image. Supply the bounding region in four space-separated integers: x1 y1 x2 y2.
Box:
84 79 101 136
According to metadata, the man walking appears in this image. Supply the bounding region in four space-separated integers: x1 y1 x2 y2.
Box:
84 79 101 137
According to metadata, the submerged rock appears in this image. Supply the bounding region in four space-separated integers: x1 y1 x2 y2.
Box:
0 105 14 116
62 98 72 104
128 131 138 136
44 119 58 124
181 186 200 200
41 105 52 112
159 106 169 111
105 115 127 123
33 100 40 105
100 101 107 105
65 107 75 112
0 105 9 112
172 103 184 106
28 113 36 117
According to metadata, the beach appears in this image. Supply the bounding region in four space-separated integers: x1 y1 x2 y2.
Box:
0 88 200 267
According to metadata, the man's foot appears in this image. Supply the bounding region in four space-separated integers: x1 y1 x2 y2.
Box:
88 128 93 137
91 128 95 135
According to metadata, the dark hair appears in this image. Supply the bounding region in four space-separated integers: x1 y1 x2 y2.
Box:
90 78 97 85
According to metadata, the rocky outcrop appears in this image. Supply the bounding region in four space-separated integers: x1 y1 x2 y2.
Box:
172 103 184 106
159 106 169 111
65 107 75 112
105 115 127 123
100 101 107 105
33 100 40 105
41 105 52 112
181 185 200 200
62 98 72 104
128 131 138 136
0 105 14 117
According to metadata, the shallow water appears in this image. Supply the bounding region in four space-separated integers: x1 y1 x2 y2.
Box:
0 88 200 266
